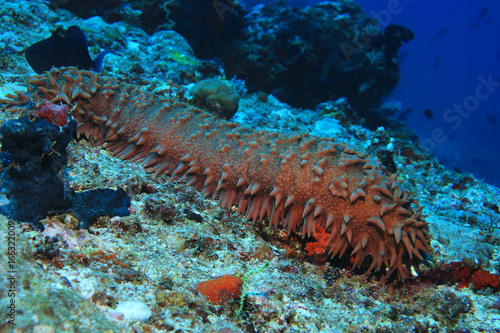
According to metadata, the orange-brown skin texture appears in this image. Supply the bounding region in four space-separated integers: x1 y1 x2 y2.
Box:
0 68 431 279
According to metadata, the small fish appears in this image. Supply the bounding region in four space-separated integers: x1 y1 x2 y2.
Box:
435 27 449 38
428 27 448 45
477 6 489 20
25 26 113 74
398 49 409 61
396 108 412 121
487 114 497 125
423 109 433 119
468 23 481 29
433 56 440 70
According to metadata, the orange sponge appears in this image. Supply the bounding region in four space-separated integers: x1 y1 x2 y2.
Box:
196 275 243 305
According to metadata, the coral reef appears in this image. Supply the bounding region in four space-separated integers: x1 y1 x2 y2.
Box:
190 78 240 119
225 1 407 115
1 1 500 332
56 0 409 123
168 0 408 120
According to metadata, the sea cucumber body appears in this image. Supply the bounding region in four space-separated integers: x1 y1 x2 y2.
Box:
1 68 431 279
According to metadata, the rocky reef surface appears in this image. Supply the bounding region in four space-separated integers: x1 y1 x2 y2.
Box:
0 1 499 332
53 0 411 126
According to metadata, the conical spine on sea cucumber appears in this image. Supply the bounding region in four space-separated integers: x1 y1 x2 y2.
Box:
0 67 431 279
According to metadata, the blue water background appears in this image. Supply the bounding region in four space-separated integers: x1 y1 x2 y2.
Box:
241 0 500 187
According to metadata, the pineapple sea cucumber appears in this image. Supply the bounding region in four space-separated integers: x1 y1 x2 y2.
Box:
0 67 431 279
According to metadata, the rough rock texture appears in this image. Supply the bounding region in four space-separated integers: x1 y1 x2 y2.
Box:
0 115 74 227
55 0 410 121
167 0 409 117
0 67 431 279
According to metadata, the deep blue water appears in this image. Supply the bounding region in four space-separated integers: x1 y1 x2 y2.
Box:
241 0 500 187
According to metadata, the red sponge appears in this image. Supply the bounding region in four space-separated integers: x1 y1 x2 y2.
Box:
196 275 243 305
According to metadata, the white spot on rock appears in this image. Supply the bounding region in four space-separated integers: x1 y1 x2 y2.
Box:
114 301 151 322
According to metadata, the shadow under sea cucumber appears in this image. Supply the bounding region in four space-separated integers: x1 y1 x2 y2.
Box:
0 67 431 280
